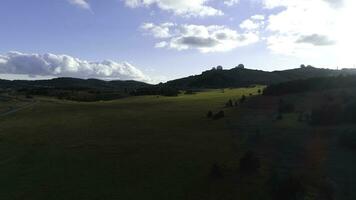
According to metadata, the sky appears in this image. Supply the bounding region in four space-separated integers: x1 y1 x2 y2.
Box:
0 0 355 83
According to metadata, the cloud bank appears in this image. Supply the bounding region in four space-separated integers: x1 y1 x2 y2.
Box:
263 0 356 64
0 52 150 82
141 23 260 53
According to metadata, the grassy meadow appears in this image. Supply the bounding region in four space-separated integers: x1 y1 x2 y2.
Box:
0 87 262 200
1 85 355 200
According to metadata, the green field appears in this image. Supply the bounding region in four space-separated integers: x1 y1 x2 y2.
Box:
1 86 355 200
0 87 262 200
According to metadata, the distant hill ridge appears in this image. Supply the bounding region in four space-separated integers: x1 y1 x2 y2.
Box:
0 77 150 90
165 66 356 89
1 66 356 90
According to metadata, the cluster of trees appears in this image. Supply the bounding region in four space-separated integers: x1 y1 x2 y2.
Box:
263 75 356 96
310 100 356 125
225 95 247 108
16 87 130 102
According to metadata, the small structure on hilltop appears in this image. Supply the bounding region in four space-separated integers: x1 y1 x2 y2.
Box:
236 64 245 69
216 65 223 70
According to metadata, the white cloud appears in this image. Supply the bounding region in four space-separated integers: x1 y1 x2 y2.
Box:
0 52 151 82
261 0 356 65
224 0 240 6
240 15 265 30
141 22 174 38
251 15 265 20
142 23 259 53
155 41 168 48
68 0 91 10
123 0 223 17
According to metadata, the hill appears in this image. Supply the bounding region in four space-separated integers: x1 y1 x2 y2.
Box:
0 78 151 101
0 77 150 90
165 66 356 89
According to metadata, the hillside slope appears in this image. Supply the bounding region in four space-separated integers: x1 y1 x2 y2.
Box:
165 66 356 89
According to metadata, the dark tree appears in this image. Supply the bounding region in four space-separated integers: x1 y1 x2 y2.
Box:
239 95 246 104
239 151 260 174
207 111 213 118
213 111 225 120
298 112 303 122
317 178 335 200
271 176 306 200
226 99 233 107
210 163 223 179
277 113 283 120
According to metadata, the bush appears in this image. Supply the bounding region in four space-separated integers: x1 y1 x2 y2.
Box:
213 111 225 120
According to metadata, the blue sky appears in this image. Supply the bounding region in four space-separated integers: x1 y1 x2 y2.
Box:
0 0 354 83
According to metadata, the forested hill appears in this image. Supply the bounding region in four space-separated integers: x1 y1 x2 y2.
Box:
165 66 356 89
0 77 150 90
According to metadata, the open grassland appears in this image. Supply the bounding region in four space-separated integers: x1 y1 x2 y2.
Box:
1 86 355 200
0 87 262 200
